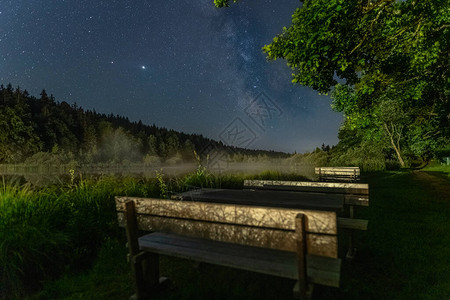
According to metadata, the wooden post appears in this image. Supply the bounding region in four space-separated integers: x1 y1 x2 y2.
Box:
293 213 312 300
346 205 356 259
144 252 161 288
125 200 149 300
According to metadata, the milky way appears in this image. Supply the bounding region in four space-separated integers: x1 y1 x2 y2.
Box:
0 0 343 153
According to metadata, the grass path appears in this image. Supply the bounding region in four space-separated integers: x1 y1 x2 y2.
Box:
413 171 450 199
341 170 450 300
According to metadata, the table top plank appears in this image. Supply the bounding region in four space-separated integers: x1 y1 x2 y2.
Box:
173 188 344 212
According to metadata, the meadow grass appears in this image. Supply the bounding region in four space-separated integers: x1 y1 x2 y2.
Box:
0 175 164 299
3 170 450 299
422 161 450 177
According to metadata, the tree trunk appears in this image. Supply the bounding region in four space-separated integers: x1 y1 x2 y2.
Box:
384 123 406 167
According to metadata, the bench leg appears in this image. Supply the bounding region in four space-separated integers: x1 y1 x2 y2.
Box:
143 253 170 289
125 200 150 299
293 282 314 300
346 230 356 259
128 252 149 300
143 253 159 287
346 205 356 259
295 213 312 300
125 200 169 299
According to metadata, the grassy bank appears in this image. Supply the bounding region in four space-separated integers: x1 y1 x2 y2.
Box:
3 170 450 299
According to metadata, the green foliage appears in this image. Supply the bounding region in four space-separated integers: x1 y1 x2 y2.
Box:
287 149 329 167
156 170 169 199
143 154 161 165
0 104 42 163
24 151 67 166
182 151 213 188
28 239 133 300
214 0 238 8
95 127 142 163
330 140 392 171
250 170 309 182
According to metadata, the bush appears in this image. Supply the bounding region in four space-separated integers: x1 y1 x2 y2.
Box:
330 141 387 171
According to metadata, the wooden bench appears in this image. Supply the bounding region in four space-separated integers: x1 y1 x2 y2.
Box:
315 167 360 182
244 180 369 258
116 196 342 300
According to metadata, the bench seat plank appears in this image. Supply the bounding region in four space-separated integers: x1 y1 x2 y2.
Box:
337 218 369 230
139 232 341 287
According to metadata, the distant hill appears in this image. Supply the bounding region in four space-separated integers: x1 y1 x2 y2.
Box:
0 83 289 164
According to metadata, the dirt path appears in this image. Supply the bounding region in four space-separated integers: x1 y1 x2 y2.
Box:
412 171 450 200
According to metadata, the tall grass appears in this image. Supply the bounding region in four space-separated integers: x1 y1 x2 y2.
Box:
0 179 70 298
0 175 161 299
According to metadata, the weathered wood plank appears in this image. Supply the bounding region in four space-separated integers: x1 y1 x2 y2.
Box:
117 213 338 258
242 180 369 207
138 232 340 287
245 180 366 189
316 171 360 175
337 217 368 231
244 180 368 194
139 232 298 279
306 254 341 288
124 201 148 299
315 167 360 172
343 195 369 206
116 196 338 234
295 214 307 299
172 188 344 211
315 167 360 182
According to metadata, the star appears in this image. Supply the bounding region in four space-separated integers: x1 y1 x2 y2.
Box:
141 66 146 70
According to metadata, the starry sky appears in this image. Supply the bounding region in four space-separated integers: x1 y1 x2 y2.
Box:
0 0 343 153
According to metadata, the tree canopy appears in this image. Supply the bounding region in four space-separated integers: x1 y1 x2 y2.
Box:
217 0 450 166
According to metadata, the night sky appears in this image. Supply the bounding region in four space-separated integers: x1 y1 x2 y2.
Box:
0 0 342 153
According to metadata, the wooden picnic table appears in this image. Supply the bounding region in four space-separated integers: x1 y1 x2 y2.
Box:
174 187 367 258
173 188 345 212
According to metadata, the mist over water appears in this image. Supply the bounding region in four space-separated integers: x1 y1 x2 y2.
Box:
1 158 316 187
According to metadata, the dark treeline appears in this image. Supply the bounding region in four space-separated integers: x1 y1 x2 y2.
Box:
0 84 289 164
